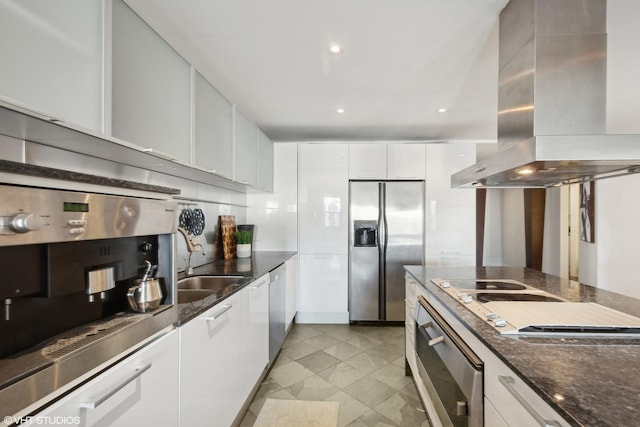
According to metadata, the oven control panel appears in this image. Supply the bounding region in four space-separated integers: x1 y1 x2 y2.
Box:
0 184 177 246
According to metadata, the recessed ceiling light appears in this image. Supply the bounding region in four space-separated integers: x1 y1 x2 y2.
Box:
328 43 343 55
437 108 447 113
336 108 345 114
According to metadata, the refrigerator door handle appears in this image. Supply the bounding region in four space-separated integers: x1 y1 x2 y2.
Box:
378 182 387 320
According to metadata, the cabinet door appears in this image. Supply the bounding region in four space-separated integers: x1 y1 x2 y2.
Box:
298 144 349 254
112 0 191 163
0 0 104 132
257 129 274 192
387 144 426 179
38 330 179 426
234 108 258 187
348 144 387 179
285 255 298 330
180 293 242 427
298 253 348 321
241 274 270 398
194 72 234 179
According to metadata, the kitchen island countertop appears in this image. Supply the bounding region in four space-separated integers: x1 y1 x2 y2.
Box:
175 251 297 325
404 265 640 427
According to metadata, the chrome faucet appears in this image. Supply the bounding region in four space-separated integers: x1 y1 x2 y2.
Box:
177 227 205 275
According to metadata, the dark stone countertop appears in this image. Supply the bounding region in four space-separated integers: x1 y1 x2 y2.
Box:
0 159 180 194
404 266 640 427
175 251 297 325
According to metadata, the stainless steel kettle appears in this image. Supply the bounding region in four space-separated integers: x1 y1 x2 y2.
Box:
127 261 162 312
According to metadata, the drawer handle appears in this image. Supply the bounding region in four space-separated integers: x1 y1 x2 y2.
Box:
252 280 267 289
203 304 232 321
428 335 444 347
498 376 562 427
80 363 152 410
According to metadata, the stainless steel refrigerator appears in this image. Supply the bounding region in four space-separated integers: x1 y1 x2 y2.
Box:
349 180 425 322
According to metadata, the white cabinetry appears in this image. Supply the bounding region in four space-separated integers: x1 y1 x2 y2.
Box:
387 144 426 179
0 0 104 132
37 329 179 427
285 255 298 330
112 0 191 163
257 129 274 192
404 276 418 371
484 350 570 427
298 144 348 253
348 144 426 179
180 292 242 427
348 144 387 179
297 143 349 323
194 71 234 179
234 108 258 187
240 274 270 398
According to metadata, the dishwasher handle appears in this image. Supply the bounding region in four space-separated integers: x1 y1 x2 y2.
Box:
80 363 152 410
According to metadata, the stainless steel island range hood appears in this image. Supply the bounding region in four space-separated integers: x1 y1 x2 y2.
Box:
452 0 640 188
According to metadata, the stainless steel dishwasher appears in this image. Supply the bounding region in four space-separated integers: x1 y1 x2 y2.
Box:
269 263 286 364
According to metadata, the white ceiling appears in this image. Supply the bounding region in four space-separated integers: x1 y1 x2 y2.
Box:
124 0 508 142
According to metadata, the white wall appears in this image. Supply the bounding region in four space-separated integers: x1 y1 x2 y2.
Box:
541 187 567 278
483 189 503 266
593 175 640 298
247 143 298 251
501 189 526 267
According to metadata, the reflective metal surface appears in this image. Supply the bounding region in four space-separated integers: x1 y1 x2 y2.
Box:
0 305 176 420
452 0 640 188
0 184 177 246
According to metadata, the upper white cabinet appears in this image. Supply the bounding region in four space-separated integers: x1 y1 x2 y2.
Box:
0 0 104 132
348 144 387 179
349 143 426 180
194 71 234 179
112 0 191 164
234 108 258 187
257 129 274 192
387 143 426 179
298 143 349 254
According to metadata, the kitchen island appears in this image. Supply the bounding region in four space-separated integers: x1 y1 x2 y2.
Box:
404 266 640 427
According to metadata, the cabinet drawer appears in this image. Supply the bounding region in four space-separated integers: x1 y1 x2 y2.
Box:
484 351 569 427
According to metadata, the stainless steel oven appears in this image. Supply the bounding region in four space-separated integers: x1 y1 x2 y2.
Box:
414 295 483 427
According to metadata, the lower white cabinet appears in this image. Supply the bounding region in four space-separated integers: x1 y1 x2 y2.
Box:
180 291 242 427
285 255 298 330
37 329 179 427
298 253 348 323
240 274 270 398
180 280 270 427
484 350 570 427
404 276 418 371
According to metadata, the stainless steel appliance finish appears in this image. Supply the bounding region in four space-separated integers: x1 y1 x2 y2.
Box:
451 0 640 188
0 184 178 420
349 181 424 322
414 295 483 427
0 184 176 246
269 264 286 364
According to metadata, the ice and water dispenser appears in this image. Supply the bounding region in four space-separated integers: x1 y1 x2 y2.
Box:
353 220 377 247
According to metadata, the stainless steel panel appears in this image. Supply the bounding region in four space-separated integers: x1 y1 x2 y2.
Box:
535 0 606 35
535 33 606 135
0 184 177 246
498 0 535 72
349 181 381 321
384 182 424 321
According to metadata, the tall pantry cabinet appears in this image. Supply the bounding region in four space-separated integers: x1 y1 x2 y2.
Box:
297 144 349 323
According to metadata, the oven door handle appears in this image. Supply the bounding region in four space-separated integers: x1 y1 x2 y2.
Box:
498 376 562 427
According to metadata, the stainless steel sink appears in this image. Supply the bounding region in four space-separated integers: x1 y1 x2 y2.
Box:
177 289 216 304
177 276 245 292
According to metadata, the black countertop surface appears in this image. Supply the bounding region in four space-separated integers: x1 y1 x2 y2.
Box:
404 266 640 427
175 251 297 324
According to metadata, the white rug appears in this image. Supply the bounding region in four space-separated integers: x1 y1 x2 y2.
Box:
254 399 339 427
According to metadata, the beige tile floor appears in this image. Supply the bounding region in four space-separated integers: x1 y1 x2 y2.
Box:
240 324 431 427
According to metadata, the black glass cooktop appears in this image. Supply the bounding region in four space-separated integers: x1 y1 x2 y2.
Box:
474 293 565 303
450 280 527 291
